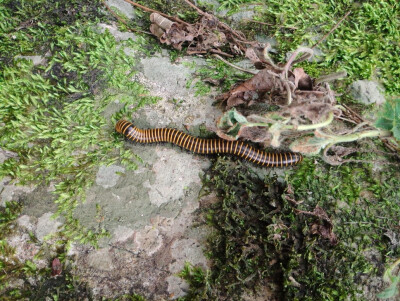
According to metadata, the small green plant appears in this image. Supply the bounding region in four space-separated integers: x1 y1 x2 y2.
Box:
377 258 400 299
186 57 252 96
177 262 211 300
375 99 400 140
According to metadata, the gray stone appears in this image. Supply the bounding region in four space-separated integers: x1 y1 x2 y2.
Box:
166 276 190 299
0 148 18 163
167 238 209 298
87 247 115 271
105 0 135 19
131 225 163 256
97 23 137 41
228 4 259 23
168 238 208 274
96 165 125 189
0 176 35 207
143 148 203 207
349 80 385 105
140 56 194 99
16 215 35 232
15 55 46 65
111 225 135 243
35 212 63 241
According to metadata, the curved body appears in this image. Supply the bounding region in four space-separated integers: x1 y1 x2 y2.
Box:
116 120 303 167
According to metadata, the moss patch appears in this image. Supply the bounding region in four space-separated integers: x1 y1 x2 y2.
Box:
178 157 399 300
0 0 158 297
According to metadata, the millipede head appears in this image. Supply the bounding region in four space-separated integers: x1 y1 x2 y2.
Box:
115 119 132 134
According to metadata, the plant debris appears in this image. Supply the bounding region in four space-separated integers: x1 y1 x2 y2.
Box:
149 12 248 57
296 206 338 245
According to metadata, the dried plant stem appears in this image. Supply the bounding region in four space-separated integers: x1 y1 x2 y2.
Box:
315 71 347 84
245 111 335 131
102 0 151 35
318 128 392 144
212 54 257 74
123 0 190 26
312 11 352 49
183 0 205 15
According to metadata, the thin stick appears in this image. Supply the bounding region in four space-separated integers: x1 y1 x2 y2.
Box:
212 54 257 74
183 0 206 15
102 0 151 35
312 11 351 49
243 18 298 30
123 0 191 26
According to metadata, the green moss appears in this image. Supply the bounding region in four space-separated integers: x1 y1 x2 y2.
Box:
1 8 159 244
185 57 253 95
0 0 161 298
179 157 399 300
234 0 400 95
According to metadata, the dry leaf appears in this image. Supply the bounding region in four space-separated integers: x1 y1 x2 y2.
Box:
51 258 62 277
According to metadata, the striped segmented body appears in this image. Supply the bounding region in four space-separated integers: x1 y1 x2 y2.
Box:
115 120 303 167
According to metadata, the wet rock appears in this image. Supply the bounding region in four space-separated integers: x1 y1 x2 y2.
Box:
14 55 46 65
140 55 195 100
132 225 163 256
105 0 135 19
349 80 385 105
87 247 115 271
35 212 63 242
96 165 125 189
143 148 203 207
97 23 137 41
111 225 135 243
0 176 35 207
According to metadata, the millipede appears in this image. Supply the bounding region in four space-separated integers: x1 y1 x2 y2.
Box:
115 120 303 167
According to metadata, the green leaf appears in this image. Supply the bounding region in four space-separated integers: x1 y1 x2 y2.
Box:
217 108 248 130
375 99 400 139
376 279 399 299
392 123 400 140
375 117 393 131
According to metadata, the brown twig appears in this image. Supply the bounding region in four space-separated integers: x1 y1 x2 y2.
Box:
123 0 191 26
183 0 206 15
210 50 234 58
312 11 351 49
243 18 298 30
102 0 151 35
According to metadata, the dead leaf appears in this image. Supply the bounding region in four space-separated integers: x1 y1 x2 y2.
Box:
290 136 332 155
149 13 244 55
218 69 286 108
293 68 312 90
283 102 334 123
51 258 62 277
237 126 271 142
296 206 338 245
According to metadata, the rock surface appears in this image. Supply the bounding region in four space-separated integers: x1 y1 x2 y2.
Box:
349 80 386 105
